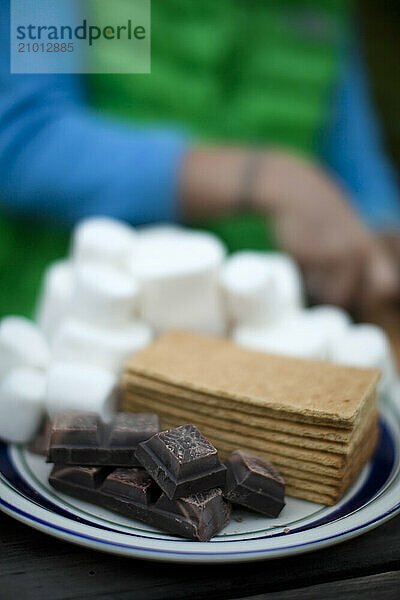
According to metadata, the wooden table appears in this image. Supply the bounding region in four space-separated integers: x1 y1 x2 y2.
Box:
0 506 399 600
1 313 399 600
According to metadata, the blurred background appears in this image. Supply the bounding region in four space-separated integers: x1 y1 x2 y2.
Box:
0 0 399 343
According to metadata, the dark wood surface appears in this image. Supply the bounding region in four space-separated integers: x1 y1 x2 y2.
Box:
0 506 399 600
239 571 400 600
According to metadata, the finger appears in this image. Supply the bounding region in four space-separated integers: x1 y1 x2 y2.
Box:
303 243 365 308
361 247 400 312
305 264 359 308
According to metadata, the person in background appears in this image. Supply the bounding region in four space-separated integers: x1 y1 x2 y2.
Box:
0 0 399 318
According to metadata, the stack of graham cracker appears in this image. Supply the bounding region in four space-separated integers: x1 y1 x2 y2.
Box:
122 330 380 506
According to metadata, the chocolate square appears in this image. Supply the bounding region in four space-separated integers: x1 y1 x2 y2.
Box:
224 450 285 517
154 488 231 541
134 424 226 499
47 411 160 467
50 465 110 489
101 467 159 505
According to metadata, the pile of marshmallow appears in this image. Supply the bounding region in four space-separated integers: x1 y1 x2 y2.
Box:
0 217 398 445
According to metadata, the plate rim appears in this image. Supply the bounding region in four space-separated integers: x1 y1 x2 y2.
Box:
1 494 399 564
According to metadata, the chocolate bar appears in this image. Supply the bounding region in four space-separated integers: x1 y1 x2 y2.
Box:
224 450 285 517
135 424 227 499
47 411 160 467
49 464 231 541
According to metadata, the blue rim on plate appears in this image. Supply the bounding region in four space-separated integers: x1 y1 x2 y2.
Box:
0 398 399 563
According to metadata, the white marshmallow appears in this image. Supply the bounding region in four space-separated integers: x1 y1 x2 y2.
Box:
72 216 137 269
0 316 50 378
46 363 118 420
70 262 139 326
0 368 46 443
137 224 185 242
219 251 303 326
329 324 398 396
233 312 329 360
36 260 73 340
52 318 153 374
306 305 351 346
130 230 227 335
219 252 276 326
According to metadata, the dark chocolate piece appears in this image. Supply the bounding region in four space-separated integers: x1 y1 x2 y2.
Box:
223 450 285 517
49 464 230 541
47 411 160 466
134 424 227 499
101 468 158 505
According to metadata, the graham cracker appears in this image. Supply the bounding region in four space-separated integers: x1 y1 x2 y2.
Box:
126 391 378 469
214 422 376 482
122 374 366 443
267 462 356 487
125 330 380 427
123 372 377 436
124 387 380 483
285 487 334 505
136 408 372 469
122 385 377 454
162 411 378 480
285 420 378 505
127 394 378 496
282 431 374 498
218 445 349 478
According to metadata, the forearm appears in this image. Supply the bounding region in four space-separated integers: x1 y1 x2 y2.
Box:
0 104 187 225
179 146 323 222
179 146 284 221
180 147 247 220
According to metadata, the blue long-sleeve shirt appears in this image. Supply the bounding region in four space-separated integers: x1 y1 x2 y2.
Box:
0 1 186 225
322 44 400 230
1 0 399 228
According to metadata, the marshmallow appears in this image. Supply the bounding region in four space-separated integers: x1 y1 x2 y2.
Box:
72 216 137 269
70 262 139 326
36 260 73 340
219 252 276 326
130 230 227 335
0 368 46 443
52 318 153 374
137 224 185 243
306 305 351 346
233 312 329 360
46 363 118 420
329 324 398 396
0 316 50 378
219 251 303 326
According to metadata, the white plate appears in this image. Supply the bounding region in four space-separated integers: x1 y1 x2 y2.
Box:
0 398 399 564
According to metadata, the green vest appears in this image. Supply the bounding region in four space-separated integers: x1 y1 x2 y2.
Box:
1 0 348 318
89 0 346 153
0 213 69 318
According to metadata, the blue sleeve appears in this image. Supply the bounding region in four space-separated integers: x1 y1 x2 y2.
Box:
323 45 400 230
0 1 187 226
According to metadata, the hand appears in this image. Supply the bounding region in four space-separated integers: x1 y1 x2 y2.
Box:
253 150 400 311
